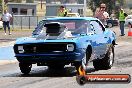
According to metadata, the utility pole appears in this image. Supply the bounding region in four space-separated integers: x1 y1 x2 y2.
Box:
84 0 87 17
41 0 42 9
2 0 4 14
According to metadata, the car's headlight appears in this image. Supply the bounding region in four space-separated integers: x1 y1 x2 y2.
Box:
18 46 24 53
67 44 74 51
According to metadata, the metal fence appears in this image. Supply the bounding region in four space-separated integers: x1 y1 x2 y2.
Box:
12 15 44 30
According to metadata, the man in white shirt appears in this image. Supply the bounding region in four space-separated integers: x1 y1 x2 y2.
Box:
2 10 12 35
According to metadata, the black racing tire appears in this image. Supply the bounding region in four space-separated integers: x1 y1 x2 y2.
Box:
93 44 114 70
75 46 92 74
86 47 92 65
19 63 32 75
76 76 87 85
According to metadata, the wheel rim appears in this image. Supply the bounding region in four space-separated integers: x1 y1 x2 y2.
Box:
82 54 86 65
109 50 114 66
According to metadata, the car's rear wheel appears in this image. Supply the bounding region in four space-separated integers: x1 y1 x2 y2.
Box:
107 23 113 28
93 44 114 70
19 63 32 75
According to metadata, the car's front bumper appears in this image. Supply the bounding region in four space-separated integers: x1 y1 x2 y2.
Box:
15 50 85 64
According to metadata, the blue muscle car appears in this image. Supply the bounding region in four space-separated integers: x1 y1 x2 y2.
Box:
13 17 116 74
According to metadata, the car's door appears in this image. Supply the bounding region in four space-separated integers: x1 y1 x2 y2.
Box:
89 20 109 58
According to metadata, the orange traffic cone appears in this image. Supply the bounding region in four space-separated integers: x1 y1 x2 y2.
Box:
128 28 132 36
128 23 132 36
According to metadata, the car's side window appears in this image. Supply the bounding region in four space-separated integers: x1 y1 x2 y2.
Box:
89 20 104 34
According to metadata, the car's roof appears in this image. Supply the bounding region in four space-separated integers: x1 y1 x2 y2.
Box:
45 17 98 21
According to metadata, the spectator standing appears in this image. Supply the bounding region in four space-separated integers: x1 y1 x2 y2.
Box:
2 10 12 35
57 6 68 17
94 3 109 26
118 8 127 36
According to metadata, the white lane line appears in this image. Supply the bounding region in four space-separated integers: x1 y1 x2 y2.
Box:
0 41 15 47
0 59 18 65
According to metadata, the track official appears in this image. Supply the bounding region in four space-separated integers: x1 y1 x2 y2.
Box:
119 8 127 36
57 6 68 17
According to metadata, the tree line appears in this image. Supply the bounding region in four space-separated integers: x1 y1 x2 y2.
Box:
88 0 125 16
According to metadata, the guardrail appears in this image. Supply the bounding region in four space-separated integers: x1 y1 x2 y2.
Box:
12 15 44 30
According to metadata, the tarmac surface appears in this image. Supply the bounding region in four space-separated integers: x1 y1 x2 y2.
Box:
0 30 32 65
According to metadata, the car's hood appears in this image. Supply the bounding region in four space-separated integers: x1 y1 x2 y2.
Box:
15 35 82 45
15 30 90 45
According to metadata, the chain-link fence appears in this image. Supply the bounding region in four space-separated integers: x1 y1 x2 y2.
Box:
12 15 44 30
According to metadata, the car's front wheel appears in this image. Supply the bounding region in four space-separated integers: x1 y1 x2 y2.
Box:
19 63 32 74
75 48 92 74
93 44 114 70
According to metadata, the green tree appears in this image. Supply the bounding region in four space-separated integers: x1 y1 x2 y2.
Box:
88 0 100 15
117 0 126 6
26 0 34 3
0 0 2 13
88 0 125 16
0 0 2 4
9 0 22 3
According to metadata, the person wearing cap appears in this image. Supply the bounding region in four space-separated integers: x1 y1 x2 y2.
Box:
94 3 109 26
57 6 68 17
119 8 128 36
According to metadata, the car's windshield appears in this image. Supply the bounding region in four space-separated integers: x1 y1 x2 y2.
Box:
46 19 89 34
33 19 89 35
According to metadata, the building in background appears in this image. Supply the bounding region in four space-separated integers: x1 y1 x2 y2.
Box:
45 0 85 16
7 3 37 15
125 0 132 9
